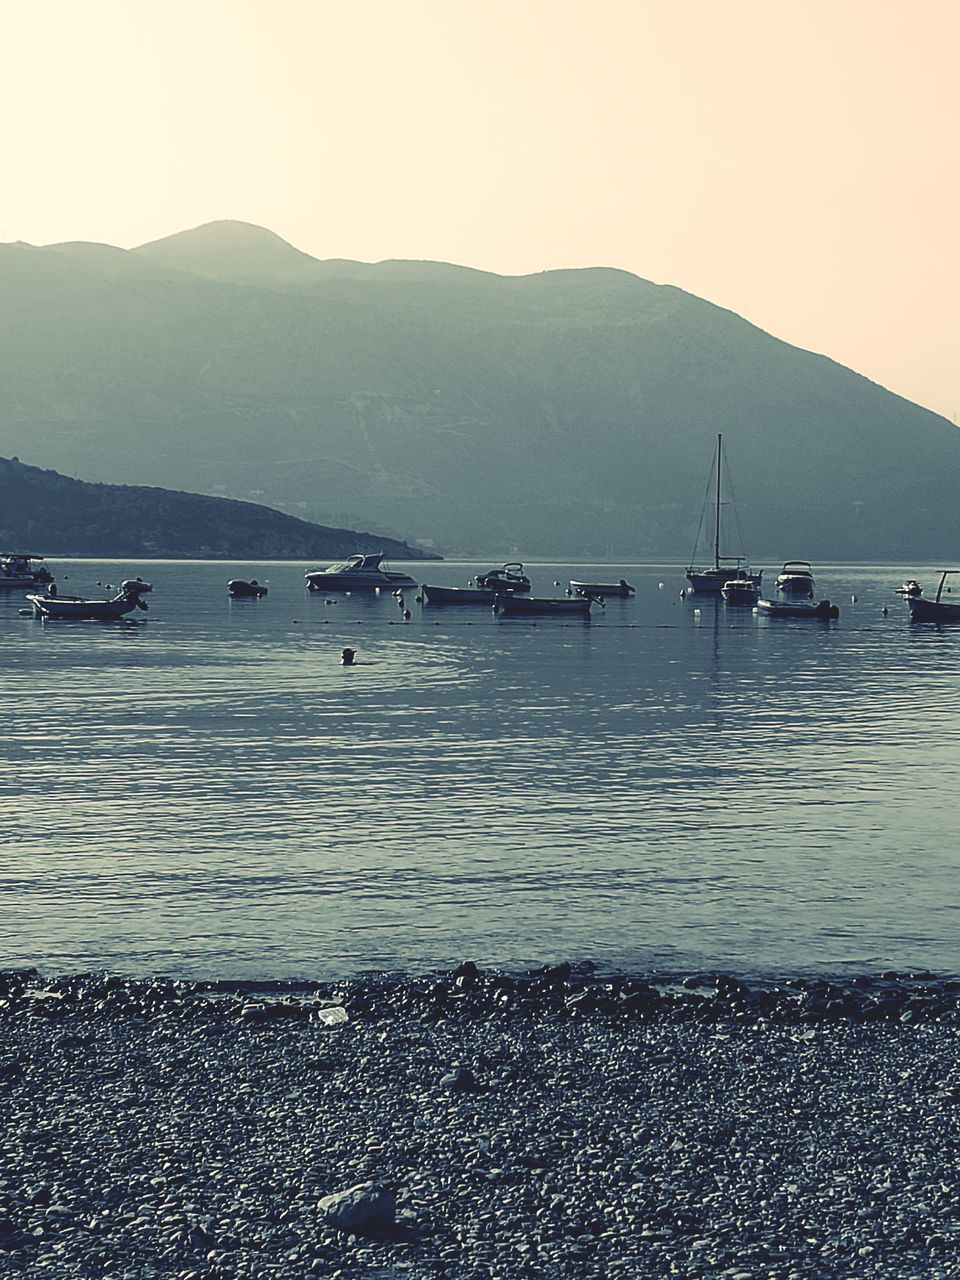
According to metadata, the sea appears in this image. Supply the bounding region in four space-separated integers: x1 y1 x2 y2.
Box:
2 559 958 981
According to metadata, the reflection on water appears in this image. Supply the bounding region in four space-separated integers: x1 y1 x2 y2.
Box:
2 559 959 978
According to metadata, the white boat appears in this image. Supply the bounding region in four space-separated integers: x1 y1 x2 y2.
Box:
570 578 635 598
756 595 839 619
775 561 816 598
0 554 54 590
26 579 152 621
475 562 531 593
721 577 760 606
908 571 960 622
685 435 761 593
305 553 418 593
496 594 594 618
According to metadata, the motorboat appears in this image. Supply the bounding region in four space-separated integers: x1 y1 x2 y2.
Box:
721 577 761 606
896 579 923 597
685 435 762 593
475 562 531 593
756 596 839 619
0 554 54 590
26 579 152 621
496 594 594 618
228 579 268 597
420 583 498 605
305 553 418 593
570 578 635 598
908 571 960 622
775 562 816 598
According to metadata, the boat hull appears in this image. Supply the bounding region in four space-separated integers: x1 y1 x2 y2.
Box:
228 580 268 597
306 571 416 592
908 598 960 622
421 584 497 605
497 595 592 618
570 581 635 597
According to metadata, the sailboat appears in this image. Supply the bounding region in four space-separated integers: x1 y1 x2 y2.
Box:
685 434 762 594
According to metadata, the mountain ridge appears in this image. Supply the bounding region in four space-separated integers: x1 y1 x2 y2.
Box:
1 221 956 559
0 456 438 560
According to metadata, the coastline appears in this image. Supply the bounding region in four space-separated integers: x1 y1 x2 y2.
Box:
3 966 960 1278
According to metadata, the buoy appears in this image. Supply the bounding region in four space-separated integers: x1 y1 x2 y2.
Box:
881 606 888 616
851 595 858 604
340 647 356 666
680 589 687 600
402 609 411 620
658 582 664 589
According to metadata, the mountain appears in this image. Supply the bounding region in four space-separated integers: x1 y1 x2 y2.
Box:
0 457 436 560
0 220 957 559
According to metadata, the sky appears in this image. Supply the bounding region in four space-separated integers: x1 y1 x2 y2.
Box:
1 0 957 419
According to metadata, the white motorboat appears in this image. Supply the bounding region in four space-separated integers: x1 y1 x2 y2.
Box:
908 571 960 622
305 553 418 593
475 562 531 593
775 561 816 598
685 435 762 593
26 579 152 621
0 554 54 590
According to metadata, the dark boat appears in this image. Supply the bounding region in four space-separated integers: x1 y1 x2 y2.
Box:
0 554 54 590
908 571 960 622
26 579 152 621
721 577 761 606
228 579 268 598
475 562 531 593
569 578 635 598
775 561 816 598
496 594 594 618
421 583 498 605
685 435 761 593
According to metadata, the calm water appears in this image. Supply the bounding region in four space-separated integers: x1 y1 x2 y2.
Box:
2 559 958 979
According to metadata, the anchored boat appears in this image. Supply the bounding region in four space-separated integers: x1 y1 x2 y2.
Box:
0 554 54 590
305 553 418 593
496 594 595 619
907 571 960 622
26 579 152 621
569 578 635 598
685 435 762 593
420 583 498 605
475 562 531 593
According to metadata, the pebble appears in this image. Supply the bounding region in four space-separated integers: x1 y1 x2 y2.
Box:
1 966 958 1277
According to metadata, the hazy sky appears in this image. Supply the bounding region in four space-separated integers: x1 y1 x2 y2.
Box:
1 0 957 418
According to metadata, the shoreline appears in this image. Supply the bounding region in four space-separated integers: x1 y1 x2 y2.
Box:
4 966 960 1277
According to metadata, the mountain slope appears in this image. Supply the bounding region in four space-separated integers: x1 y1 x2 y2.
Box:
0 457 436 560
0 223 956 559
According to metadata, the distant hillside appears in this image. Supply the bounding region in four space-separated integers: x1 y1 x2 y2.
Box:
0 457 437 560
1 220 958 559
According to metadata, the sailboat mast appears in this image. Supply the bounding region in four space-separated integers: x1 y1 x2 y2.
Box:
714 433 722 571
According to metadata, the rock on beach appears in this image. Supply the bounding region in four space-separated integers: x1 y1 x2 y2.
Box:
2 965 960 1277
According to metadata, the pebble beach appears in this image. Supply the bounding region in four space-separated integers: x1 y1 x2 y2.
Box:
3 965 960 1279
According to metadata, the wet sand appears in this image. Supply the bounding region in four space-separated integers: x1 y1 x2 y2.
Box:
2 966 960 1278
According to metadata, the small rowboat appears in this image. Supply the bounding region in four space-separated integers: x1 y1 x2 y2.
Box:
908 571 960 622
420 583 498 605
26 579 152 621
570 578 634 598
496 594 594 618
756 596 839 619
